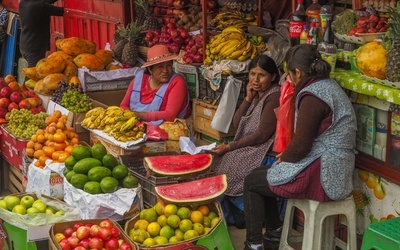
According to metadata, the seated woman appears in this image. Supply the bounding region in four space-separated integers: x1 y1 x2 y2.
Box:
120 44 191 125
210 55 281 228
242 44 357 250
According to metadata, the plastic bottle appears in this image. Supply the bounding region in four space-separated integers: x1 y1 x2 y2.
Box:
307 22 316 45
290 0 307 46
343 42 356 62
320 5 332 30
324 44 338 71
322 18 334 44
306 0 321 23
300 24 309 44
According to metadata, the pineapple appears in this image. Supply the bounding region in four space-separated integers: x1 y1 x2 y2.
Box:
352 190 370 217
385 3 400 82
113 25 129 61
121 21 143 66
135 0 162 31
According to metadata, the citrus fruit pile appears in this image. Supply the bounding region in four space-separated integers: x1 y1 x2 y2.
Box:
25 110 80 168
64 143 138 194
128 202 221 246
0 194 64 215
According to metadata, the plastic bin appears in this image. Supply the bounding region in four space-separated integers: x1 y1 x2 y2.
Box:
120 152 215 208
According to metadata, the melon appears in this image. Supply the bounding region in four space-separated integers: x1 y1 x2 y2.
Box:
155 175 227 205
144 153 213 176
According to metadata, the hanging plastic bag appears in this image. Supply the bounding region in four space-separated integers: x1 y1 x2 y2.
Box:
143 122 168 141
273 75 295 153
211 75 243 133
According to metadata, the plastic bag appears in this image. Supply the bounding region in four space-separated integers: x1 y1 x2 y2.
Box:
145 122 169 141
273 75 295 153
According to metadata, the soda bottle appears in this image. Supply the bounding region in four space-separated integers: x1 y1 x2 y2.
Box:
306 0 321 23
322 18 334 44
320 5 332 30
300 24 309 44
290 0 307 46
307 22 316 45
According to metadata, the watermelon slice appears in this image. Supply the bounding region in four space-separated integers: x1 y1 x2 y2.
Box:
144 153 213 176
155 174 227 205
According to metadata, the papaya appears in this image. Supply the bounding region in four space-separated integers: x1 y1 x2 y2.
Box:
105 62 122 71
69 75 81 87
22 67 40 81
56 37 96 56
36 55 67 79
25 79 37 90
42 73 68 92
95 49 114 66
63 61 78 79
74 53 105 71
33 79 53 96
48 51 74 61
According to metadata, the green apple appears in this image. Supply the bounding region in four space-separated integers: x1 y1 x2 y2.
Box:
26 207 40 214
20 195 35 209
55 210 65 216
0 200 7 210
32 200 46 213
4 195 20 211
45 207 57 214
12 204 27 215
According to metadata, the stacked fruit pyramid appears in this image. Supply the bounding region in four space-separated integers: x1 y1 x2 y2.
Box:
127 201 221 247
63 143 138 194
82 106 145 142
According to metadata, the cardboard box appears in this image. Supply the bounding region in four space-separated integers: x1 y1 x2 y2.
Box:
87 89 127 106
90 132 166 158
124 202 234 249
78 67 140 92
0 124 29 171
48 218 138 250
174 62 199 99
192 99 236 141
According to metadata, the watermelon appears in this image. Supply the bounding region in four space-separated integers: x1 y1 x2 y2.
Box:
155 174 227 205
144 153 213 176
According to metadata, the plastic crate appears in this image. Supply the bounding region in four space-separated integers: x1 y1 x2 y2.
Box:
198 72 248 107
120 152 215 208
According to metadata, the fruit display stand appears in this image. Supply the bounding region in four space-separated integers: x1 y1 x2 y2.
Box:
0 192 81 250
48 218 138 250
0 124 29 172
124 201 234 249
120 152 215 208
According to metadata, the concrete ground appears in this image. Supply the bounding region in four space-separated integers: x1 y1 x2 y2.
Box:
229 226 246 249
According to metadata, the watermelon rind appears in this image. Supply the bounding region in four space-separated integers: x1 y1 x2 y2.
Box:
144 153 213 176
154 174 227 206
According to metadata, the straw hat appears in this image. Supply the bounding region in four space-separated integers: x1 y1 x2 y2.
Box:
141 44 178 68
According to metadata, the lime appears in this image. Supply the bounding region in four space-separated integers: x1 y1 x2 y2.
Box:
71 145 92 161
99 176 119 193
64 156 77 171
177 206 191 220
91 143 107 161
65 170 76 182
70 173 89 189
140 208 158 223
102 154 118 170
122 175 138 188
84 181 102 194
112 164 129 180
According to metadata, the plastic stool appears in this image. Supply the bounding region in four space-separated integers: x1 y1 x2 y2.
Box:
361 217 400 250
279 196 357 250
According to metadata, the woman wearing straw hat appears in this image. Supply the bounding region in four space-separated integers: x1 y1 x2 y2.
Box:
120 44 191 125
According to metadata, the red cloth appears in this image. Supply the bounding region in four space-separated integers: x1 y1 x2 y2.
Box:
273 76 295 153
120 73 191 122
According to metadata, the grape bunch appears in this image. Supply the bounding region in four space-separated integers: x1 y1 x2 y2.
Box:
51 81 83 105
7 109 48 139
61 89 93 113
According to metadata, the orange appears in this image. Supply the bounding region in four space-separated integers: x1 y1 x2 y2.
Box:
48 134 54 142
27 140 34 149
197 205 210 216
39 155 50 166
54 142 67 151
34 160 43 168
33 142 43 151
53 133 66 143
66 126 74 132
31 134 37 142
53 110 62 118
64 145 74 155
190 211 204 224
36 129 44 135
47 126 57 135
4 75 16 84
45 117 57 126
58 152 70 162
33 149 45 159
67 131 76 140
26 148 35 158
43 146 55 158
52 151 64 161
37 134 45 144
59 115 68 124
56 121 65 130
70 137 79 145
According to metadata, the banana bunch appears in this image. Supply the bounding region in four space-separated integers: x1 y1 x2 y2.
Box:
210 10 249 30
248 35 267 52
108 123 145 142
204 26 262 66
82 107 107 129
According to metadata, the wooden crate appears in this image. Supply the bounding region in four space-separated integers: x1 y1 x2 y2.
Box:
192 99 236 141
2 159 25 194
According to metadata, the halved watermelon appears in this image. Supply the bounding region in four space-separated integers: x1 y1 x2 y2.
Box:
155 174 227 205
144 153 213 176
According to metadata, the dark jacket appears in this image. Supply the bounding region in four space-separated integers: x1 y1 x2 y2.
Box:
19 0 64 52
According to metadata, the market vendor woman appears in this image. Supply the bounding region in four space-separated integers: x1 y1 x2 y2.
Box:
120 44 191 125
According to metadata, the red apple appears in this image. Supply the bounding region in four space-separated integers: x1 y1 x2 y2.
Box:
166 21 175 29
173 0 184 7
90 224 101 237
120 242 133 250
67 236 79 248
166 8 173 15
0 98 10 108
63 227 74 237
193 54 203 63
99 219 113 228
18 99 31 109
37 105 45 112
0 78 7 89
173 36 184 45
166 0 174 7
110 227 119 238
0 87 12 98
0 108 8 119
89 237 104 249
153 6 161 15
98 227 112 241
207 0 217 8
54 233 66 243
72 246 86 250
0 118 8 124
167 43 180 53
78 238 90 249
7 102 17 112
73 222 84 231
180 29 189 39
59 238 71 250
9 91 23 104
105 237 119 250
76 225 90 240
